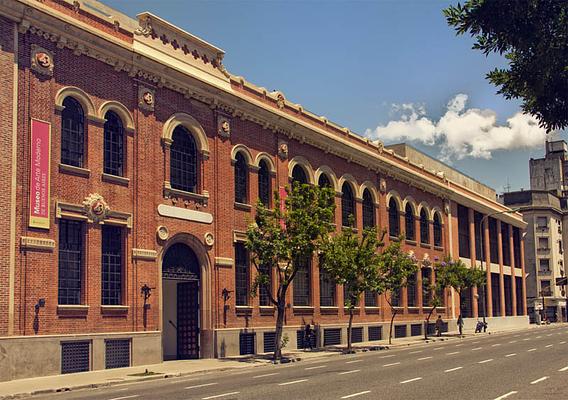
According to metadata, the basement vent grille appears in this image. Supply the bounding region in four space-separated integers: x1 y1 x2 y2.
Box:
351 327 363 343
323 328 341 346
239 332 256 355
411 324 422 336
105 339 131 369
394 325 407 338
368 326 382 341
263 332 276 353
61 341 90 374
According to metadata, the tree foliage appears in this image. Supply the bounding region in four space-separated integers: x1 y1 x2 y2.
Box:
320 224 386 352
444 0 568 132
246 182 335 360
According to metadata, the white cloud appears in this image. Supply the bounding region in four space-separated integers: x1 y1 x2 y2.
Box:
364 94 547 162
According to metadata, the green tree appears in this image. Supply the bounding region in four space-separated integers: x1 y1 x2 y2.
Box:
246 182 335 360
423 257 486 339
444 0 568 132
320 224 386 353
383 239 418 345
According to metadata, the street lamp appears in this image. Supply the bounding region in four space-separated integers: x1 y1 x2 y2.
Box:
478 207 523 331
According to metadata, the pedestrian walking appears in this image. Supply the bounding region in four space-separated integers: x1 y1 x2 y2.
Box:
435 315 444 337
457 314 464 336
475 319 483 333
303 324 313 350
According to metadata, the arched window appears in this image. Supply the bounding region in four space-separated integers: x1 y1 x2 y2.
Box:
170 125 198 193
318 173 331 188
258 160 271 206
433 213 442 247
292 165 308 184
103 111 124 176
341 183 355 227
362 189 375 228
388 198 400 237
405 204 415 241
61 97 85 167
420 209 430 245
234 152 248 203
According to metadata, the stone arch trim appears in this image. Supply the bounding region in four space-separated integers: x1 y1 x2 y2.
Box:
360 181 379 205
162 113 210 158
288 156 315 184
253 152 276 174
431 207 444 224
98 101 135 132
418 201 432 221
230 144 254 166
338 174 360 199
386 190 403 211
55 86 97 120
158 232 213 357
402 196 418 216
314 165 339 192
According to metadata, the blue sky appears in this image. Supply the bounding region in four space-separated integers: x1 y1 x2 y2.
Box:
104 0 562 194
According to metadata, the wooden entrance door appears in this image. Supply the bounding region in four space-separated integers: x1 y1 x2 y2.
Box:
177 281 199 359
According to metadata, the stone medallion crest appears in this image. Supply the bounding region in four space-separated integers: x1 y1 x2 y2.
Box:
138 86 155 111
83 193 110 223
31 44 54 76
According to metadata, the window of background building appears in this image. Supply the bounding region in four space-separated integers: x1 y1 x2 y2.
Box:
61 97 85 168
405 204 415 241
501 223 511 266
420 209 429 245
388 198 400 237
293 255 311 306
101 225 123 305
489 218 498 263
538 237 549 250
474 211 484 261
319 266 336 307
344 284 358 306
170 126 198 193
341 183 355 227
235 243 249 306
536 216 548 230
58 220 84 305
539 258 550 273
362 189 375 229
513 227 521 267
458 205 470 258
258 160 271 207
103 111 124 177
433 213 442 247
541 280 552 296
234 152 248 204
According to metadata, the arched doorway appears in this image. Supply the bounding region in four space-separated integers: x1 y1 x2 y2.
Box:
162 243 200 360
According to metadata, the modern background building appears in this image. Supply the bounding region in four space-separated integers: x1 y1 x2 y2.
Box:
0 0 527 382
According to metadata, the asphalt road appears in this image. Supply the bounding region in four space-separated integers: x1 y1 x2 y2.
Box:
35 325 568 400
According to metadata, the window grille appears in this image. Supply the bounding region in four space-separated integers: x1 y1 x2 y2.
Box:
362 189 375 228
341 183 355 227
318 173 331 188
411 324 422 336
297 329 317 349
405 204 415 240
102 225 123 305
258 160 271 206
103 111 124 176
351 327 363 343
105 339 130 369
420 209 429 245
234 152 248 203
239 332 255 355
293 255 311 306
170 126 197 193
319 267 336 306
323 328 341 346
61 97 85 167
235 243 249 306
61 341 90 374
433 213 442 247
263 332 276 353
394 325 407 338
364 290 377 307
58 220 83 305
388 199 399 237
368 326 382 341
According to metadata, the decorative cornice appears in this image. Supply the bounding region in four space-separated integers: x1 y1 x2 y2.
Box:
20 236 55 251
132 248 157 261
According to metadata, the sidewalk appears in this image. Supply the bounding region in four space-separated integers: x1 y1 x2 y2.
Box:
0 328 522 399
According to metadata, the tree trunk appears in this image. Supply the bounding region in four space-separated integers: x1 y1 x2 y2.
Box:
388 308 398 345
273 298 286 361
424 305 435 340
347 307 354 353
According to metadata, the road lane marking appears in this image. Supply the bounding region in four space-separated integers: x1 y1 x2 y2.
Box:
444 367 463 372
433 347 443 351
547 334 553 337
108 396 139 400
505 353 517 357
509 341 517 344
560 341 566 344
545 344 553 348
400 377 422 384
472 347 482 351
383 362 400 367
186 383 218 389
380 354 396 359
523 338 530 341
417 356 433 360
528 348 537 352
409 350 422 354
339 369 360 375
494 391 517 400
472 341 480 344
478 359 493 364
455 344 464 347
491 344 501 347
202 392 240 399
305 365 327 370
558 366 568 372
346 359 363 364
514 335 520 337
530 376 549 385
536 336 542 339
278 379 308 386
446 351 460 355
253 372 279 378
341 391 371 399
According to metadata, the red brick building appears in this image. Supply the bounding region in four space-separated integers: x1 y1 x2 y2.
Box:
0 0 528 381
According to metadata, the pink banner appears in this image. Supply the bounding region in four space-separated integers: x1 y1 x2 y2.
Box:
29 119 51 229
